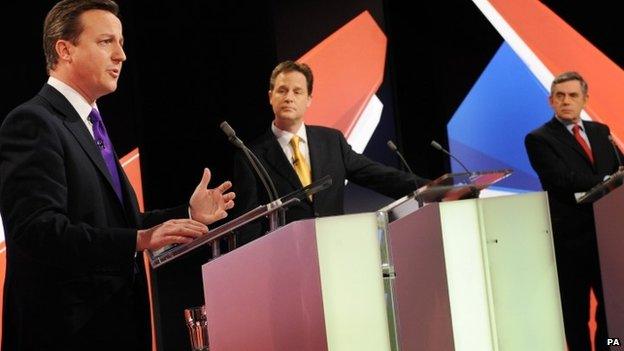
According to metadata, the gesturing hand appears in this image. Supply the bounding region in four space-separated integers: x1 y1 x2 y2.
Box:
136 219 208 251
189 168 236 224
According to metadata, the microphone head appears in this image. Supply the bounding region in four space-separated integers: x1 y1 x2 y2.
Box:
430 140 443 151
220 121 245 148
387 140 398 152
219 121 236 138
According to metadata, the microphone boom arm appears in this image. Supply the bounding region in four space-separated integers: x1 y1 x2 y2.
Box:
430 140 471 175
221 121 284 228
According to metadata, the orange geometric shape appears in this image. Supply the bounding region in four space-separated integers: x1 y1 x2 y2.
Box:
120 148 144 212
118 148 157 351
298 11 387 138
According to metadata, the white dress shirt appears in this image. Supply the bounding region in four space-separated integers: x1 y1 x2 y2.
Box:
271 122 311 170
47 76 97 137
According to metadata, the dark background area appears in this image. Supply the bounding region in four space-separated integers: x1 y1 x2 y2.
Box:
0 0 621 349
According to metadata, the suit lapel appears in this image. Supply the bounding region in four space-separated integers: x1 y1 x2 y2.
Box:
547 117 595 168
262 131 303 191
584 121 602 154
39 84 125 207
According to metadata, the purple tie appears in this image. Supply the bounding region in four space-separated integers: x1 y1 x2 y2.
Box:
89 108 123 202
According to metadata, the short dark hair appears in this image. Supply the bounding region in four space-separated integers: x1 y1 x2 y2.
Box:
269 60 314 95
43 0 120 73
551 71 588 96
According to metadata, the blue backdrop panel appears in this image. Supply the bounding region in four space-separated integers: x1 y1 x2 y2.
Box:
447 42 553 192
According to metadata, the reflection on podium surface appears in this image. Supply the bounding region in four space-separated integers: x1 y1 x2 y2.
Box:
149 175 333 268
380 169 512 222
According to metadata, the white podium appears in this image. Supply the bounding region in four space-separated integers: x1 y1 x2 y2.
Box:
388 191 566 350
201 213 393 351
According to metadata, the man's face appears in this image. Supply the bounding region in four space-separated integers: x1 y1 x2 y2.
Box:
269 71 311 130
549 79 587 123
64 9 126 102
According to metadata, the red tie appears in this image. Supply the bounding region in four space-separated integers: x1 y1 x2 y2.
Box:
572 124 594 164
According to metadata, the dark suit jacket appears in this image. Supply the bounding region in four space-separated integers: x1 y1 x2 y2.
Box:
233 125 428 244
525 117 621 251
0 84 186 350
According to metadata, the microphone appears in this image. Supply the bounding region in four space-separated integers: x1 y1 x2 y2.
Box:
430 140 471 174
608 135 623 169
220 121 244 148
220 122 282 227
387 140 414 174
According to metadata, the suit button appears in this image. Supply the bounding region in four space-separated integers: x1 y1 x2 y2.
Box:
314 212 320 217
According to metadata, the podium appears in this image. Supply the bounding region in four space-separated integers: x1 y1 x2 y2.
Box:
202 213 394 350
576 170 624 204
593 173 624 338
380 170 565 349
387 192 565 350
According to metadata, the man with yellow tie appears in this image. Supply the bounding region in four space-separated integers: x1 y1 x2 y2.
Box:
232 60 428 245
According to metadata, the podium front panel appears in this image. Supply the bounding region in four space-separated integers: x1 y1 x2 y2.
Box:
594 184 624 337
202 220 326 351
477 192 565 349
388 203 455 350
201 213 392 351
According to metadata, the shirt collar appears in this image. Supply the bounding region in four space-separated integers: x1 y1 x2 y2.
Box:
271 122 307 145
554 115 586 133
47 76 98 123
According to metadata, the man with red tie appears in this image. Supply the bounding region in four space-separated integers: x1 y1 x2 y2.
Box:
525 71 622 351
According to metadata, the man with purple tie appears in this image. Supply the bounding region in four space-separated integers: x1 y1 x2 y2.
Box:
0 1 235 349
525 71 622 351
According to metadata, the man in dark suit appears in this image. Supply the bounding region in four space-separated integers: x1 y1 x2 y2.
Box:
0 1 235 350
233 60 428 245
525 71 621 351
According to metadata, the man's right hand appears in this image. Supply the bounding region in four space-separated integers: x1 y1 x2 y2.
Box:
136 219 209 251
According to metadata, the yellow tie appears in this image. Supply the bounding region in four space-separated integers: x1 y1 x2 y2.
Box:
290 135 312 187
